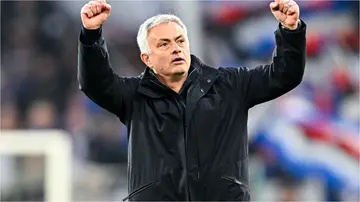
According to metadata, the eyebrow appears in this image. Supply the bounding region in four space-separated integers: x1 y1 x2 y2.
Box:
158 35 184 42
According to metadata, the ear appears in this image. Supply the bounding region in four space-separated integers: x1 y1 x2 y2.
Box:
140 53 152 68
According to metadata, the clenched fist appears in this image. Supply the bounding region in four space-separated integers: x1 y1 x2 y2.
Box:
270 0 300 30
81 0 112 30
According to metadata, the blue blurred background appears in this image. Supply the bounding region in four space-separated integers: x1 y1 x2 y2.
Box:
1 0 359 201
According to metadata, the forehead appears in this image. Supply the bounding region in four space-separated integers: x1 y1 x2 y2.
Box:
148 22 185 40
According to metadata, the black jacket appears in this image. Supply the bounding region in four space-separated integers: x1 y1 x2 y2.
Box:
77 20 306 201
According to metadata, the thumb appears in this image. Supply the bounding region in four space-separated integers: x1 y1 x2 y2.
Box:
269 2 279 10
97 12 109 22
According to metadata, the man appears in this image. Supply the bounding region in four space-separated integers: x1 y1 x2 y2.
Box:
78 0 306 200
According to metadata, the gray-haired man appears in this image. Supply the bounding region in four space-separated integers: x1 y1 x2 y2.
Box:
78 0 306 200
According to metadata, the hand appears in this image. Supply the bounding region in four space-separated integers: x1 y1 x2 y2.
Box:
270 0 300 30
81 0 112 30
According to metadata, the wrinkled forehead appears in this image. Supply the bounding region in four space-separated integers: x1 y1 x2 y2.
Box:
148 22 186 41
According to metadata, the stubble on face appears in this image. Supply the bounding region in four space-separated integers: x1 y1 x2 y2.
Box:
145 22 191 80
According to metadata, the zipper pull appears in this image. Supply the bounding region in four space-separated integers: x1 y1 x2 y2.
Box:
197 172 200 179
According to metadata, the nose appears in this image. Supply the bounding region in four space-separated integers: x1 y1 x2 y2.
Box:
172 43 182 54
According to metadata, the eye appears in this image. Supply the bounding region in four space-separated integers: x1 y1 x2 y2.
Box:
160 43 167 47
178 39 185 43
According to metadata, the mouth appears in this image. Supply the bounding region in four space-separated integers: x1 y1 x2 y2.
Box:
172 57 185 64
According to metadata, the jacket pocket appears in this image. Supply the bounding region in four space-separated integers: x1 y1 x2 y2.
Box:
221 176 250 200
122 181 158 201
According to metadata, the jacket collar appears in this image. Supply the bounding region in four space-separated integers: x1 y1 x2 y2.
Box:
137 54 217 98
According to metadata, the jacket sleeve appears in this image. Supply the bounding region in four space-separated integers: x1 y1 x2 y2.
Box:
234 20 306 109
77 27 139 124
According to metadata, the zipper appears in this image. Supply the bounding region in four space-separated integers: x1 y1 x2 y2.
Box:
221 176 250 200
196 133 201 180
183 102 191 201
221 176 250 192
122 181 158 201
196 129 200 180
175 94 190 201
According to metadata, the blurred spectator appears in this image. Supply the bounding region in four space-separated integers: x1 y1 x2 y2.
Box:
87 113 128 164
26 100 57 129
1 102 18 129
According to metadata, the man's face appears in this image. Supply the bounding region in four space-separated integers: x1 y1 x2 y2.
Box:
141 22 191 77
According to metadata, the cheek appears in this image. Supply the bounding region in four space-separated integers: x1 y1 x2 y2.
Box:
182 46 190 57
150 54 166 66
151 56 169 72
156 56 169 68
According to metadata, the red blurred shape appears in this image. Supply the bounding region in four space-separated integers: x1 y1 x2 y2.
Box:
306 34 322 57
331 66 351 92
300 123 360 161
338 30 359 52
215 6 247 25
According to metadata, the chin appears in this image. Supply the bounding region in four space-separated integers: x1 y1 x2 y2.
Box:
172 65 188 76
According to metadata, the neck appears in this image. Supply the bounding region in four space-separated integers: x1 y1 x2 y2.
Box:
156 72 188 93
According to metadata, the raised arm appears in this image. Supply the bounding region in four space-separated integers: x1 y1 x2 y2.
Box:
78 0 139 124
226 0 306 108
242 19 306 108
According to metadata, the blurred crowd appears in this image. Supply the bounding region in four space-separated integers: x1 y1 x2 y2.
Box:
1 1 359 201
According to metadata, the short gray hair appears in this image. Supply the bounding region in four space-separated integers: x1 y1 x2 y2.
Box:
136 14 188 54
